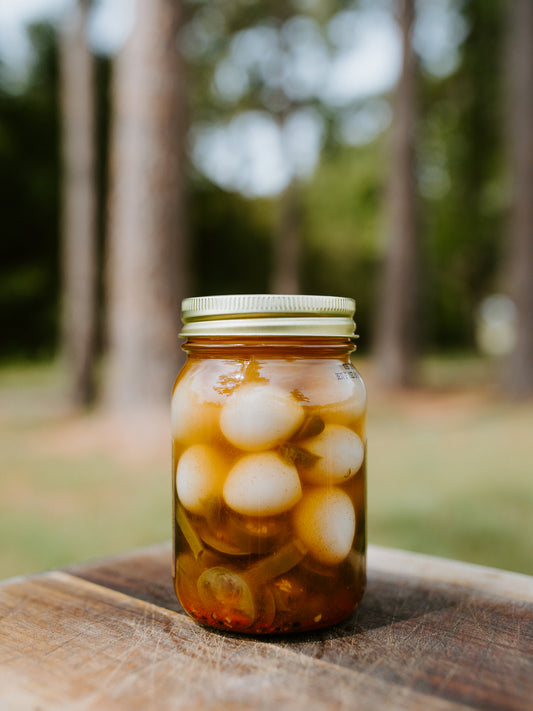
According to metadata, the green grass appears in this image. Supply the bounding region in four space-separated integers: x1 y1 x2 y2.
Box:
1 358 532 580
368 402 533 573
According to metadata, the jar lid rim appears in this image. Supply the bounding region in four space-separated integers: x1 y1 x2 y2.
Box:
180 294 357 338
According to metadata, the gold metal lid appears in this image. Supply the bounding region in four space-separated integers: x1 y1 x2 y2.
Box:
180 294 357 337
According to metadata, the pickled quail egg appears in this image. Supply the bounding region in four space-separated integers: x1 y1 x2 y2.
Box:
171 380 220 444
223 451 302 516
292 487 355 566
297 363 366 425
299 424 364 485
176 444 227 515
220 383 304 451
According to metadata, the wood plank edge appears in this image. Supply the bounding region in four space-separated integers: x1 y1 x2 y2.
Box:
368 544 533 603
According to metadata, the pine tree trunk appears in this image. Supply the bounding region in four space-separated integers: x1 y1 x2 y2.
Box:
105 0 189 410
373 0 419 388
270 180 301 294
504 0 533 397
59 0 97 407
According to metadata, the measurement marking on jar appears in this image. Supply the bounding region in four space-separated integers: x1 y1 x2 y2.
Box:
335 365 357 381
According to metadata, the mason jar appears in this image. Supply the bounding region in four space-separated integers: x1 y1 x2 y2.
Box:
171 294 367 633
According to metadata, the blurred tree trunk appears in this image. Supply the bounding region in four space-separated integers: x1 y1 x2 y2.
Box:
271 180 301 294
504 0 533 397
373 0 419 388
59 0 97 407
105 0 189 410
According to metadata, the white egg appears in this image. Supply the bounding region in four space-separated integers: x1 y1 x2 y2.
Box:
171 379 221 444
298 363 366 425
299 424 364 485
223 452 302 517
220 383 304 451
314 392 366 426
293 487 355 566
176 444 227 515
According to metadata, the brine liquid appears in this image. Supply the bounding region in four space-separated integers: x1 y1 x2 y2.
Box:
172 343 367 634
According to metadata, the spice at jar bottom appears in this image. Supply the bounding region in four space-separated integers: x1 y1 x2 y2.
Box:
171 294 367 634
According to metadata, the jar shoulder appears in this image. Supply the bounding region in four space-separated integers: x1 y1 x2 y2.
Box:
173 355 366 414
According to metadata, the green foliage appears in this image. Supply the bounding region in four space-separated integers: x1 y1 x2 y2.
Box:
0 1 513 358
300 141 386 348
0 23 60 360
190 178 275 295
419 0 506 348
188 135 386 350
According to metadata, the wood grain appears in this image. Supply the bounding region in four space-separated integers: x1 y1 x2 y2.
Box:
0 544 531 711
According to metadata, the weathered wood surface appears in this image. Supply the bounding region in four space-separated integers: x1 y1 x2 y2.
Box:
0 544 532 711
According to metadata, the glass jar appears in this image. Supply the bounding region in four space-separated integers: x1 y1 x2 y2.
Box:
171 295 367 633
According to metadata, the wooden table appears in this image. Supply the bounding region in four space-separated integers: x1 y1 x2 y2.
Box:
0 544 532 710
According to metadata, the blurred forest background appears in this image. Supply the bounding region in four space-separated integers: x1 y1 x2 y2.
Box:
1 0 532 580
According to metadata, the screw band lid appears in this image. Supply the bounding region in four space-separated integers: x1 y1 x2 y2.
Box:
180 294 357 338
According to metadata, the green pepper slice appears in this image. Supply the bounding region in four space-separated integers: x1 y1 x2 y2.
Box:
196 540 307 628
